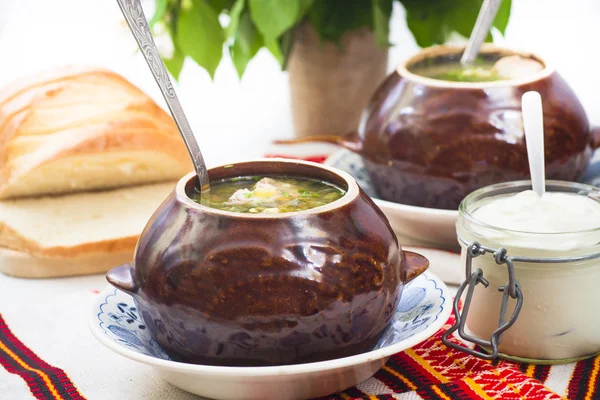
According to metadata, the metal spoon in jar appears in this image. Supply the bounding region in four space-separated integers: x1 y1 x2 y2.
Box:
461 0 503 66
116 0 210 194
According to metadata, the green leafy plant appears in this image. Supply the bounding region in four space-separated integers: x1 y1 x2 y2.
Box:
151 0 512 79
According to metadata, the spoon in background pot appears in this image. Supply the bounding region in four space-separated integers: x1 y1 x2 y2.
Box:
116 0 210 194
522 91 546 197
460 0 503 65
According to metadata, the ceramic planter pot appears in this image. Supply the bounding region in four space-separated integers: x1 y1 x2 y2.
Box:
288 22 388 138
106 159 429 366
282 45 600 210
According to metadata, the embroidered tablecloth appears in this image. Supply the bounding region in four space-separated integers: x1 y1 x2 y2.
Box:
0 296 597 400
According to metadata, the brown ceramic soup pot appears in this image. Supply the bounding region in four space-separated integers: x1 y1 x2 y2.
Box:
106 159 429 367
281 44 600 210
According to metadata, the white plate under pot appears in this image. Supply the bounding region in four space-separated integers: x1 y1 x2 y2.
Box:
325 149 459 251
89 271 450 400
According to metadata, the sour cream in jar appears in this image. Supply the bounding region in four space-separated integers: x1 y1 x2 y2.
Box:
456 181 600 362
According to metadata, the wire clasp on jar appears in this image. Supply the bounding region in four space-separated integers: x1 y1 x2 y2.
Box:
441 241 524 360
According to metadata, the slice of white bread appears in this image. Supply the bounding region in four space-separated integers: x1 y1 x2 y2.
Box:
0 66 192 199
0 182 175 278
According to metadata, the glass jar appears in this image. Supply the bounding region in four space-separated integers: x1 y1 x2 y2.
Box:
445 180 600 363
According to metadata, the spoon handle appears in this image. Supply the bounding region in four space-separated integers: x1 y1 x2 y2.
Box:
522 91 546 197
116 0 210 192
461 0 503 65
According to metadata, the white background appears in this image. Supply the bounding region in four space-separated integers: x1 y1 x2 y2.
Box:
1 0 599 167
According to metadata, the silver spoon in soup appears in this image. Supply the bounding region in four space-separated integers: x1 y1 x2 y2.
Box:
116 0 210 194
461 0 503 66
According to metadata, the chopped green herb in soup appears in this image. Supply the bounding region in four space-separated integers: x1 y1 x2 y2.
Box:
410 55 543 82
412 61 506 82
192 176 345 214
414 61 503 82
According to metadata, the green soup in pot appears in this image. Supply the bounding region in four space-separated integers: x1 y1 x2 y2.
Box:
190 176 346 214
409 54 544 83
411 60 504 82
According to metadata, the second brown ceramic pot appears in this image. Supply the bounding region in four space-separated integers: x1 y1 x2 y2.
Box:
357 45 600 209
106 160 429 366
283 45 600 210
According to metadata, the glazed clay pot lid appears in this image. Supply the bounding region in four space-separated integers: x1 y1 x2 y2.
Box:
396 44 554 89
176 158 360 218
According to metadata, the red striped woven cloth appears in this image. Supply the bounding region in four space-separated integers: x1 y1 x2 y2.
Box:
320 312 594 400
1 308 599 399
264 154 330 164
0 315 85 400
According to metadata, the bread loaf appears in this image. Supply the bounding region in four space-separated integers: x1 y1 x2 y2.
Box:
0 66 192 199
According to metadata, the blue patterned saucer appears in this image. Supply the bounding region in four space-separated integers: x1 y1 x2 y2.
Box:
89 271 450 400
